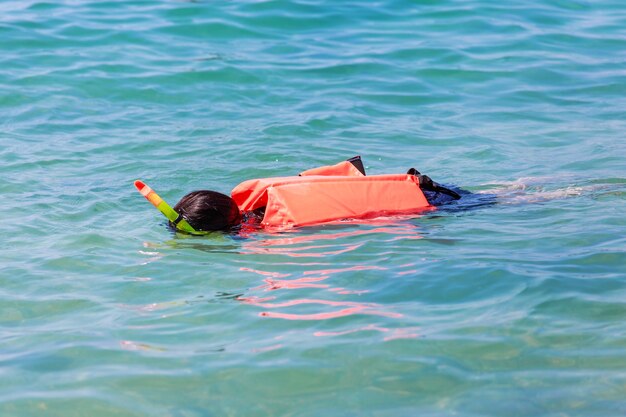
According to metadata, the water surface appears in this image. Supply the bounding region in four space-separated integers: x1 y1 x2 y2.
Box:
1 0 626 416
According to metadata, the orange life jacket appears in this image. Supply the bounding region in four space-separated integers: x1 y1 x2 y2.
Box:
231 160 432 228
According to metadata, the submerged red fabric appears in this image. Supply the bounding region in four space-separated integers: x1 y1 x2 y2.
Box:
231 172 431 228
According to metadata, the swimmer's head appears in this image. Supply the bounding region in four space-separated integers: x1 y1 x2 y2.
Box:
172 190 242 232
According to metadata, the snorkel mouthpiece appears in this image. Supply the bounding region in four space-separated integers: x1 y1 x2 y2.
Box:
134 180 199 234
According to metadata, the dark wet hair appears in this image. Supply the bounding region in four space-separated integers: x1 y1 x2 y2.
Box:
172 190 242 232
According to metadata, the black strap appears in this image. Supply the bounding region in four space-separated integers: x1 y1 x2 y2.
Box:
172 212 185 227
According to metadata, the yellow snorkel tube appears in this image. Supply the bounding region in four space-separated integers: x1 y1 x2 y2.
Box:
134 180 200 234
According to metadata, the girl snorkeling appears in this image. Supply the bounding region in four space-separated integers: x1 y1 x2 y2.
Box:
135 156 464 234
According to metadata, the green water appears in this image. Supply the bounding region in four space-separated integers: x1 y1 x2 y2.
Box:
1 0 625 416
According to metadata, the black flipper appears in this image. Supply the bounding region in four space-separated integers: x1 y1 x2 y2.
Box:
407 169 461 200
347 155 366 176
407 168 421 176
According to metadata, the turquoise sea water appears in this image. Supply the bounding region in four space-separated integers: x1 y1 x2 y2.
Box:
2 0 626 415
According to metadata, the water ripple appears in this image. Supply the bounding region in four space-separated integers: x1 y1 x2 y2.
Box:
2 0 626 415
